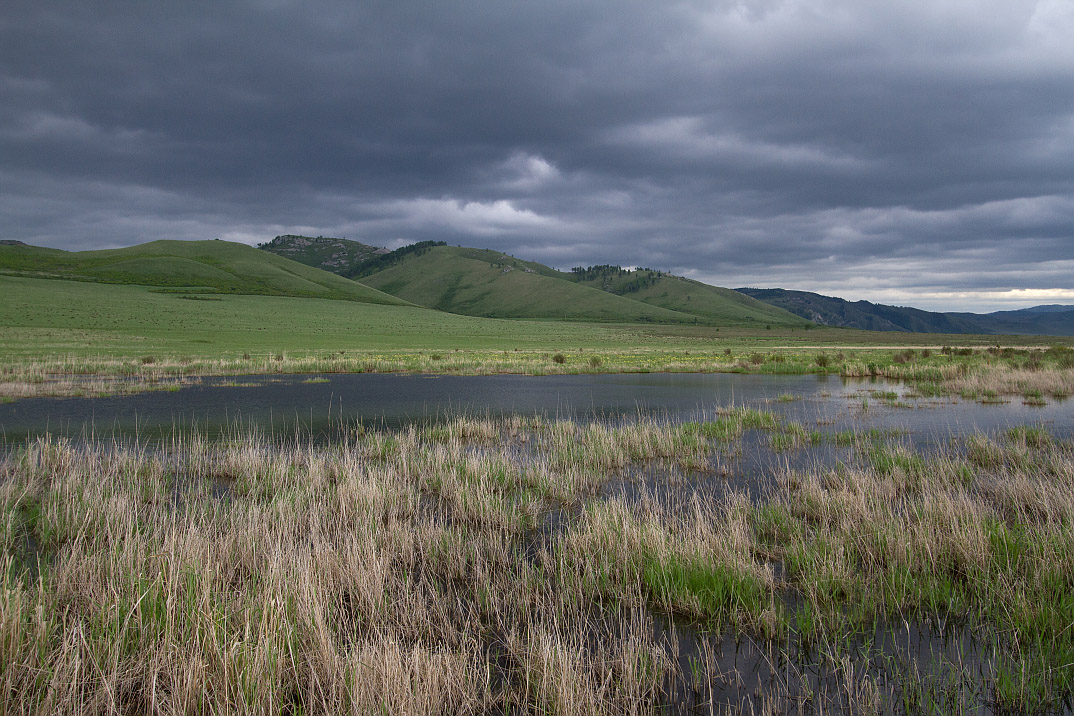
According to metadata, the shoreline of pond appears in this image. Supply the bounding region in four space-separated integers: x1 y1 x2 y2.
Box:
3 371 1071 451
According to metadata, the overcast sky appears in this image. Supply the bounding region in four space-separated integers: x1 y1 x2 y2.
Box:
2 1 1072 311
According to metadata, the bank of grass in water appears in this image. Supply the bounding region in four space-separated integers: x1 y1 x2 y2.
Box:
3 341 1074 403
2 411 1073 712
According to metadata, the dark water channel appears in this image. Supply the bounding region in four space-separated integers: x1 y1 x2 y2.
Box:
2 372 1071 447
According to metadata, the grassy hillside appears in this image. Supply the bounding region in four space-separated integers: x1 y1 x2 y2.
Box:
359 246 710 323
0 274 641 357
571 266 806 327
0 239 408 305
258 235 387 275
1 273 843 363
254 238 803 327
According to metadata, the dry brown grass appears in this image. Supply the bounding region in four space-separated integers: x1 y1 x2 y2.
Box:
951 366 1074 398
0 424 685 714
2 414 1073 713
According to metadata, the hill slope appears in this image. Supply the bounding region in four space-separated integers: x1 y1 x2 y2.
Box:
570 266 805 327
359 246 714 323
259 235 388 275
737 287 1074 336
262 238 805 326
0 239 409 305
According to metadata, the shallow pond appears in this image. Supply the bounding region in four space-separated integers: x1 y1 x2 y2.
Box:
2 372 1071 447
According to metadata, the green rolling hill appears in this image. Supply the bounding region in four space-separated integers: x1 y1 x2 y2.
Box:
569 265 806 327
0 237 805 328
0 239 408 305
258 235 806 326
357 245 699 323
356 245 805 326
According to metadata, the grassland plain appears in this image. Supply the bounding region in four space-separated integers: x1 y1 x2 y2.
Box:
2 274 1073 400
3 411 1073 713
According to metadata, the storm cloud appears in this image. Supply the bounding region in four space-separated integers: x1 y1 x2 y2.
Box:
2 1 1072 310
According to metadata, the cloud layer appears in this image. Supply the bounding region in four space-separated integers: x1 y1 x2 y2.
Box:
2 1 1072 310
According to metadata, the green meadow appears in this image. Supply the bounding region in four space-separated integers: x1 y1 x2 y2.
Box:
0 274 958 359
3 271 1074 403
6 272 1069 358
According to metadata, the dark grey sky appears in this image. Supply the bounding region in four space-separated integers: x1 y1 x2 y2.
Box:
2 1 1072 311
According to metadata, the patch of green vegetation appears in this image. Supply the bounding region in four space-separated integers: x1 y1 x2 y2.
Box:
870 390 898 401
1024 393 1048 406
176 294 223 301
720 406 781 430
642 553 769 627
681 418 743 442
1005 425 1050 448
909 381 947 398
769 422 816 451
347 240 447 278
864 443 927 481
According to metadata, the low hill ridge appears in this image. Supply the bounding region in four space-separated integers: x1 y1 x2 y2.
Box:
357 246 700 323
0 239 408 306
569 265 803 327
357 246 805 326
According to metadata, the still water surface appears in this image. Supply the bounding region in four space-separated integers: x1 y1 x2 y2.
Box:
1 372 1070 446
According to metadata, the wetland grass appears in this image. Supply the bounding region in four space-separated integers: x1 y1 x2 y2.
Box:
3 343 1073 405
2 412 1073 712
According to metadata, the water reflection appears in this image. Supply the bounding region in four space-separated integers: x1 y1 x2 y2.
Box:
1 372 1071 449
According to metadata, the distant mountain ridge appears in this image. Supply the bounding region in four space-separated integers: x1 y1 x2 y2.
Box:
736 287 1074 336
1000 304 1074 315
